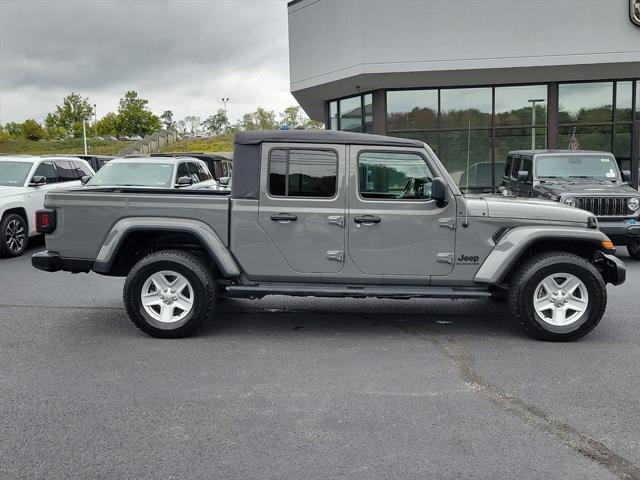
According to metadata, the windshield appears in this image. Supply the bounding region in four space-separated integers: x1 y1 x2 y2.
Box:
536 154 620 180
88 162 174 188
0 161 33 187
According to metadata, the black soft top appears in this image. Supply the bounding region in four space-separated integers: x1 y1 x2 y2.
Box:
234 130 423 147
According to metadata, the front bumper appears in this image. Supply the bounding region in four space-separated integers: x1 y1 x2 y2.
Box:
32 251 93 273
596 252 626 286
598 219 640 246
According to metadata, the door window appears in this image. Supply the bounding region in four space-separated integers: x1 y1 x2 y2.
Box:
72 161 92 177
33 161 58 184
54 161 77 182
521 157 533 182
358 151 434 200
504 155 513 178
176 162 190 181
195 162 213 182
511 155 522 179
268 149 337 198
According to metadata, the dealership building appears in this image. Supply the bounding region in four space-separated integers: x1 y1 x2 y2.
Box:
287 0 640 190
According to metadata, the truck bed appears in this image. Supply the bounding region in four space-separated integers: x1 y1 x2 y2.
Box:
43 187 230 260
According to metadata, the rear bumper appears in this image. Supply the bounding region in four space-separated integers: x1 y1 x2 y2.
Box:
32 251 93 273
596 252 626 286
599 220 640 246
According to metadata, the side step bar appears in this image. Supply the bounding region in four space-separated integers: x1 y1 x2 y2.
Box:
225 283 491 300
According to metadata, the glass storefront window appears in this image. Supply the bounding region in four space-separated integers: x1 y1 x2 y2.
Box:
363 94 373 133
329 101 338 131
440 88 492 128
613 124 632 161
558 125 612 152
439 129 492 192
386 89 438 130
388 131 439 155
339 96 362 132
615 81 633 123
558 82 613 123
494 85 547 126
494 128 547 163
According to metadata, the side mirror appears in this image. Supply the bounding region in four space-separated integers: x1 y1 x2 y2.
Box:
29 176 47 187
218 176 229 186
431 177 448 207
517 170 530 182
622 170 631 182
80 175 93 185
176 175 193 187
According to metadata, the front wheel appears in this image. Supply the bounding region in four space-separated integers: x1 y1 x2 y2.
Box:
508 252 606 341
123 250 216 338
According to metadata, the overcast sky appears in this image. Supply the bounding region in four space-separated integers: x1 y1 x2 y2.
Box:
0 0 293 125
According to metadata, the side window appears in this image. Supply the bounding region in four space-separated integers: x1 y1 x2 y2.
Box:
176 162 189 180
187 162 204 183
511 155 522 179
521 157 533 182
195 162 213 182
73 161 92 177
54 161 77 182
504 155 513 178
33 161 58 184
268 148 337 198
358 151 434 200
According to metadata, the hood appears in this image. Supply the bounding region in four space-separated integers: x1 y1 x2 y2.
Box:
467 195 592 224
536 181 638 198
0 185 27 200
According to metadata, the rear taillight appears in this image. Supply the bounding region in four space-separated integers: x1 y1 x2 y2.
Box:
36 209 56 234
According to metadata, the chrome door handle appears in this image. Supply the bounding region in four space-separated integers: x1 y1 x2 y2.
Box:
271 213 298 222
354 215 381 225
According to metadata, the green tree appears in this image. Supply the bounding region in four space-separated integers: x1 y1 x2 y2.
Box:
279 105 302 128
46 92 94 137
202 109 229 135
160 110 174 129
239 107 278 131
4 122 24 137
22 119 47 140
183 115 201 134
115 90 161 136
96 112 118 136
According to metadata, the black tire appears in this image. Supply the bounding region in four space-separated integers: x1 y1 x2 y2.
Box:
628 244 640 261
0 213 28 258
508 251 606 341
123 249 216 338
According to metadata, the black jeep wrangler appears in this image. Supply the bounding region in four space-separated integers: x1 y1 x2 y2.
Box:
502 150 640 260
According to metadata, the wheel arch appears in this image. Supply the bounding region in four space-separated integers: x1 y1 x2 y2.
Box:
475 226 610 285
92 217 241 278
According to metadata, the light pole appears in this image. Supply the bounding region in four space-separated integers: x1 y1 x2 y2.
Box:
221 97 229 115
528 98 545 150
94 104 97 138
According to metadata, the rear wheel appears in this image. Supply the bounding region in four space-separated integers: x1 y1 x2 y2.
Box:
123 250 216 338
509 252 606 341
0 213 28 258
628 243 640 261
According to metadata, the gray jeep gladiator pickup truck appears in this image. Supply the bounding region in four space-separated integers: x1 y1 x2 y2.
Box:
32 131 626 341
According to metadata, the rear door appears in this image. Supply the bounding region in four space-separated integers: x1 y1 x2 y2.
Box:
347 147 456 276
258 144 346 274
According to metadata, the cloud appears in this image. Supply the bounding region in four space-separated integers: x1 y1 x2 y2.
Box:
0 0 294 124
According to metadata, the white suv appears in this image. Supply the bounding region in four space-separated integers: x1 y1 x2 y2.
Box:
0 156 95 257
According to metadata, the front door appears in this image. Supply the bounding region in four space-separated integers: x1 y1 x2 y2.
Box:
258 144 346 274
347 147 456 276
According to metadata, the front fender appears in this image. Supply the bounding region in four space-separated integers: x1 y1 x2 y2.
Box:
474 226 609 284
92 217 241 277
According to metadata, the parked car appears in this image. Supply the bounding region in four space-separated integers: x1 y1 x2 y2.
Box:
149 152 231 190
53 154 114 172
32 131 625 341
84 156 218 190
0 155 94 257
130 135 143 141
502 150 640 260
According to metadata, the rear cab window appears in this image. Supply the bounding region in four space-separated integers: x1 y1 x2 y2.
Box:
268 148 338 198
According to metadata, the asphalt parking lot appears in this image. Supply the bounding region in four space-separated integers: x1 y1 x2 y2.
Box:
2 240 640 480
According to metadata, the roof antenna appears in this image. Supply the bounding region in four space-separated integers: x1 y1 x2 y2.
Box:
462 119 471 228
